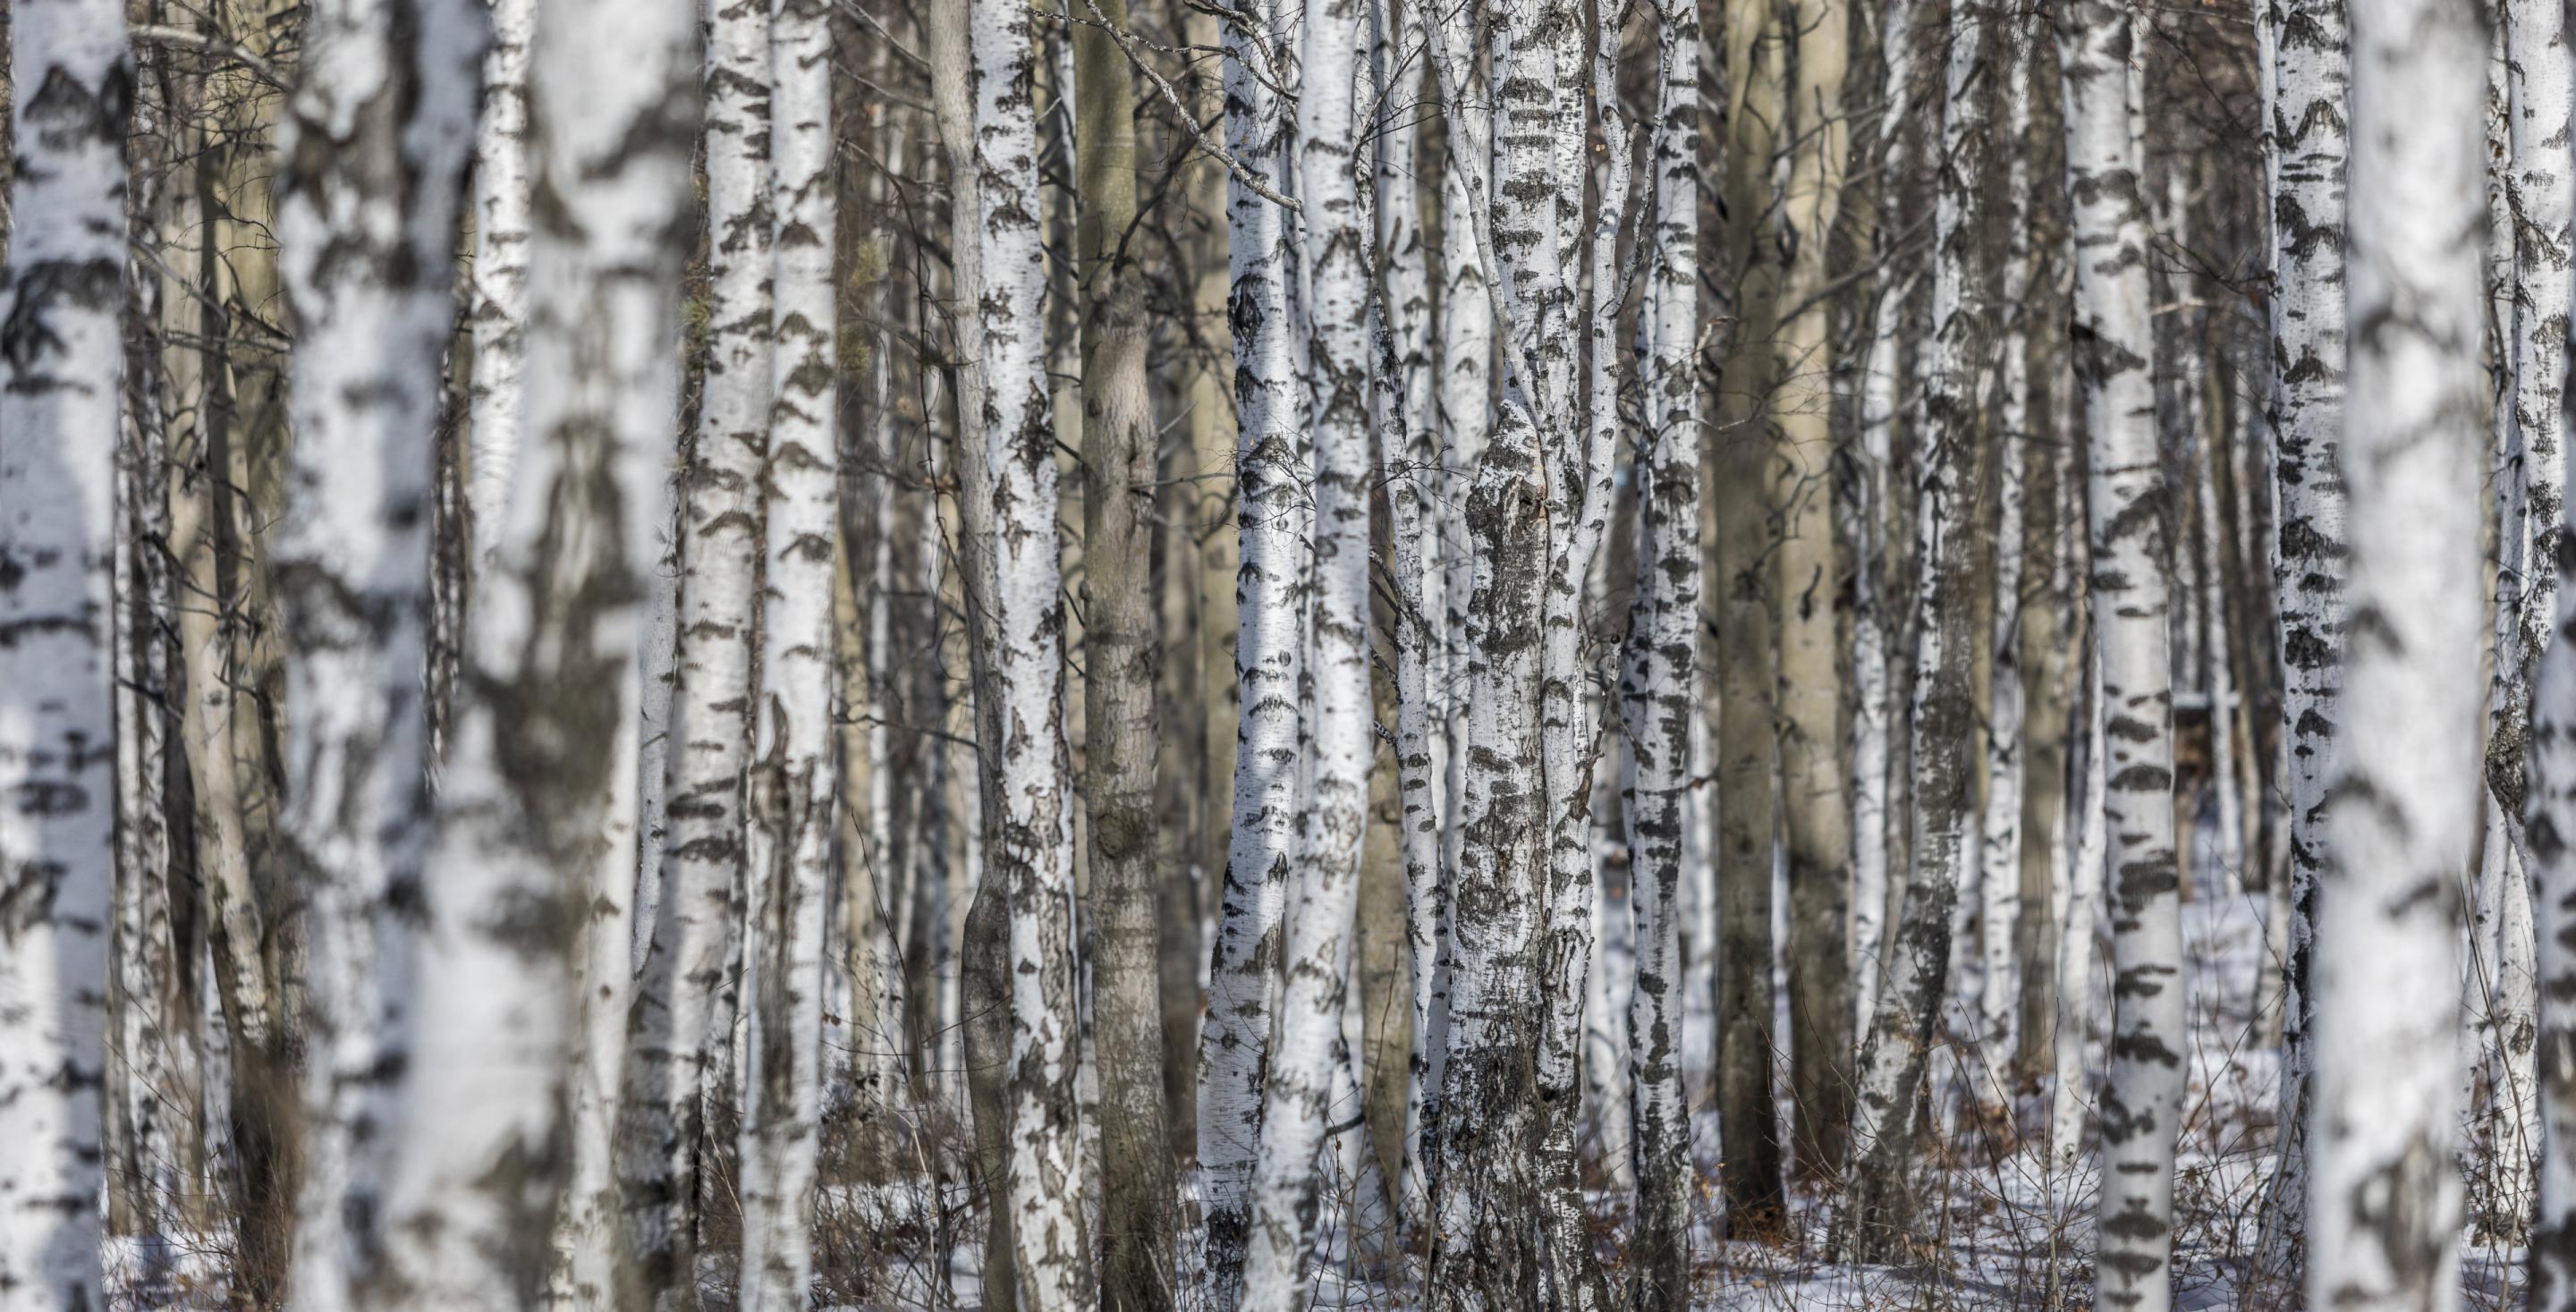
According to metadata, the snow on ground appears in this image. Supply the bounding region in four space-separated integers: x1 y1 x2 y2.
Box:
105 838 2537 1309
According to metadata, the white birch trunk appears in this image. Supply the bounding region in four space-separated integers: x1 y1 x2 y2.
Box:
734 0 837 1301
2483 0 2570 1237
2050 640 2106 1192
369 0 695 1300
1622 0 1699 1278
1236 5 1374 1299
2309 0 2485 1306
971 0 1094 1299
113 350 186 1240
1977 15 2036 1074
1425 0 1490 1211
273 1 484 1304
1850 0 1920 1038
2260 0 2351 1267
612 0 770 1299
1526 0 1625 1295
1435 0 1491 902
0 5 124 1306
2062 4 2185 1302
1370 0 1443 1233
1422 0 1561 1292
1843 0 1987 1257
466 0 532 559
1198 0 1307 1295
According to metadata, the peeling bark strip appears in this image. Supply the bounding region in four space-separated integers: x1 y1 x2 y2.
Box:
0 4 126 1308
371 0 698 1301
272 0 486 1307
2311 0 2486 1303
1623 0 1699 1280
1235 0 1375 1299
2260 0 2350 1265
969 0 1094 1301
2059 0 2186 1303
1197 0 1306 1295
734 0 837 1303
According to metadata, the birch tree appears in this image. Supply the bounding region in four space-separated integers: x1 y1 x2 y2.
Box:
2309 0 2485 1304
1976 13 2038 1073
466 0 532 556
1528 0 1625 1288
2061 0 2186 1300
1419 0 1566 1294
0 4 126 1307
369 0 697 1300
1369 0 1444 1235
734 0 837 1300
1623 0 1700 1282
1198 0 1308 1293
612 0 771 1301
2479 0 2571 1232
971 0 1093 1298
1849 0 1923 1040
272 1 484 1305
1236 0 1376 1299
1428 0 1490 1222
2260 0 2351 1267
1843 0 1990 1257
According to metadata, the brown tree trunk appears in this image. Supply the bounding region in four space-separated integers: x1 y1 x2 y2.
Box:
1074 0 1179 1301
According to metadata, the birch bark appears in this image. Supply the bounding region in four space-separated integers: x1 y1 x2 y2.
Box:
734 0 837 1301
1623 0 1700 1278
2312 0 2485 1306
612 0 770 1304
369 0 695 1300
2482 0 2570 1233
2061 2 2186 1301
1525 0 1625 1289
273 2 485 1304
1371 0 1443 1234
1976 13 2037 1074
1428 0 1489 1212
971 0 1094 1298
1424 0 1568 1291
0 4 125 1306
1843 0 1989 1257
1237 1 1375 1299
1198 0 1308 1294
2259 0 2351 1267
1849 0 1921 1041
466 0 532 557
